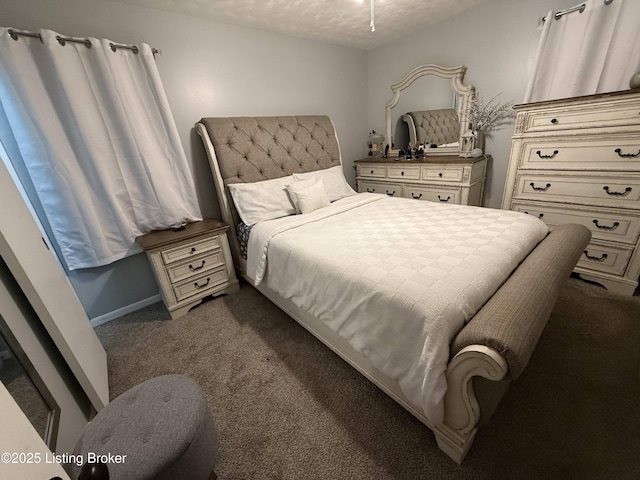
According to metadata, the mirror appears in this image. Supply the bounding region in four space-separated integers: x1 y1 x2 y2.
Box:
385 64 475 157
0 331 53 441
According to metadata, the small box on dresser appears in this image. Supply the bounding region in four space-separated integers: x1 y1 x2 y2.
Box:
136 219 239 319
354 154 488 206
502 89 640 296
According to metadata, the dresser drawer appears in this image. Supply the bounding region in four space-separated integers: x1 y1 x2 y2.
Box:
578 241 634 276
513 173 640 208
357 164 387 178
517 136 640 171
421 166 464 182
161 236 221 265
359 180 402 197
172 266 229 303
404 185 461 204
166 250 226 284
512 201 640 245
388 165 420 180
518 101 640 134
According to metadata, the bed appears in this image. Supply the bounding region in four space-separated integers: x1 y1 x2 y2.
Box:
195 115 590 463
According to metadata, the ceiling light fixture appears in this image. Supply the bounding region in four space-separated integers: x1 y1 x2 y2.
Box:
357 0 376 32
370 0 375 32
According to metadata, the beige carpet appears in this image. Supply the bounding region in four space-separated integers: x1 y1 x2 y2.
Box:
96 277 640 479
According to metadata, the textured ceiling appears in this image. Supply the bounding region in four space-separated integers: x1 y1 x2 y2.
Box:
109 0 490 50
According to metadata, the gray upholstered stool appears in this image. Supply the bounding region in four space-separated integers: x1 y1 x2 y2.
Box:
72 374 218 480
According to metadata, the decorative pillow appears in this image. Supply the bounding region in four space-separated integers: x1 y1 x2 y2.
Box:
236 222 255 259
292 165 356 202
295 178 330 214
227 176 295 225
286 178 318 213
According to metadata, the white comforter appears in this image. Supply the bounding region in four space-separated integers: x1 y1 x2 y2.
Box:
247 194 548 425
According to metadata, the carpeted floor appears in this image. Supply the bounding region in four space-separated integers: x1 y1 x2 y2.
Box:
96 277 640 479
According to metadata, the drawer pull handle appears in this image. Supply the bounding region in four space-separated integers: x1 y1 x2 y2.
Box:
536 150 558 159
524 211 544 219
550 118 558 124
190 247 196 253
583 251 608 262
370 170 374 174
438 195 451 202
366 188 376 193
194 278 211 289
603 186 632 196
385 190 396 196
529 182 551 192
401 171 405 176
411 193 423 199
189 260 206 271
614 148 640 158
593 220 620 231
438 173 443 177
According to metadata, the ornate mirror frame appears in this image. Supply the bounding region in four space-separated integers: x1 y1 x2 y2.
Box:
385 64 475 157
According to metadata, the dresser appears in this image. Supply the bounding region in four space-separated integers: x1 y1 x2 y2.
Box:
354 154 487 206
137 220 239 319
502 89 640 296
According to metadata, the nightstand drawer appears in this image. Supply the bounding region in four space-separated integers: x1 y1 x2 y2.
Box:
388 165 420 180
357 165 387 178
161 236 221 265
172 266 229 303
422 167 464 182
166 250 226 284
578 242 633 276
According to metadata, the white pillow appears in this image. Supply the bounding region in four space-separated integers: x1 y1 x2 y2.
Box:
286 178 318 213
293 165 356 202
295 179 330 214
227 176 295 225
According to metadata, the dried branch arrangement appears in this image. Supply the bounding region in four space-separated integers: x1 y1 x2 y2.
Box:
464 93 515 132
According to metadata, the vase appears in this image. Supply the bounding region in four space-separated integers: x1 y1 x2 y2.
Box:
474 130 485 153
459 129 485 157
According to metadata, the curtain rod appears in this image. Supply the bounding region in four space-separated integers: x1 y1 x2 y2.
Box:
6 29 159 55
543 0 613 22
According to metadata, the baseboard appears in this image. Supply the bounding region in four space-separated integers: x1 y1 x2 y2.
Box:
90 294 162 328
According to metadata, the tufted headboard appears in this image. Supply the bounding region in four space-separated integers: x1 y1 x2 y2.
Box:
403 109 460 147
195 115 342 271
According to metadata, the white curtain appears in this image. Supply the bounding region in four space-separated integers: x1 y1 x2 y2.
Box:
524 0 640 103
0 27 202 270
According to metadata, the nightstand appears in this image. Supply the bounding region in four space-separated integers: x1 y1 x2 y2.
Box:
136 219 239 319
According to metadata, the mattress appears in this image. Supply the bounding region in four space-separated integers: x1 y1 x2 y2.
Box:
246 194 549 425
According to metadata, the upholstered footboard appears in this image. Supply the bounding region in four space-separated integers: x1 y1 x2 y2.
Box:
434 223 591 463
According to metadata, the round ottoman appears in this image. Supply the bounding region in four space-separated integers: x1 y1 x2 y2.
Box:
72 375 218 480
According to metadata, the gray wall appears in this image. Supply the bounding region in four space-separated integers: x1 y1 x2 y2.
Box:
2 0 368 320
367 0 579 208
2 0 587 321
